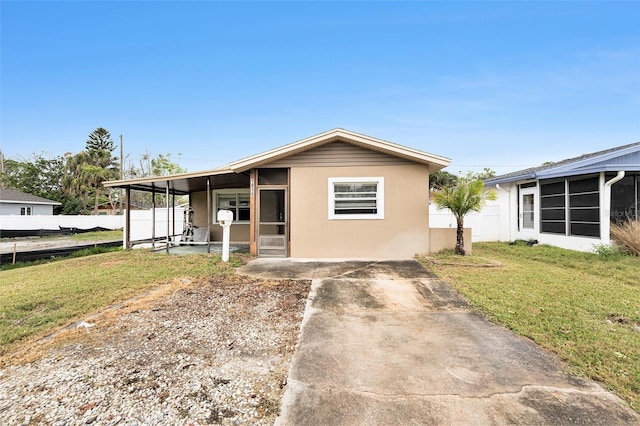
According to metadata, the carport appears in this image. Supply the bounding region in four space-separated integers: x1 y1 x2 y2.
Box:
104 170 250 253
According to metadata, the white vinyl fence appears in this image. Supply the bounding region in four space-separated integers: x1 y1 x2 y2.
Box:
0 214 123 232
126 208 186 244
4 205 499 246
429 203 501 242
1 208 186 247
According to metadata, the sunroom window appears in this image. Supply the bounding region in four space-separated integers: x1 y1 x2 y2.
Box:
328 177 384 220
540 174 600 238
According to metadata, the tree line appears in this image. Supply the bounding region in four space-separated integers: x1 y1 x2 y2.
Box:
429 167 496 191
0 128 185 215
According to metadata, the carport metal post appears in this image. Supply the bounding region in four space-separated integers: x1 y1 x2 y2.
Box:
249 169 256 256
206 177 211 254
151 184 156 250
166 183 170 254
125 187 131 249
171 192 175 243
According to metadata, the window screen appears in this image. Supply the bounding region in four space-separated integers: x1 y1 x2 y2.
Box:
540 179 566 235
609 173 638 222
328 177 384 220
568 175 600 237
540 174 601 237
216 192 250 222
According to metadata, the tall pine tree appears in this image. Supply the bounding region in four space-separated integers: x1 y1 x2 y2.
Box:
85 128 114 154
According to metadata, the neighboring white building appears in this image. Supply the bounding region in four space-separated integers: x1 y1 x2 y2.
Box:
0 188 61 215
484 142 640 252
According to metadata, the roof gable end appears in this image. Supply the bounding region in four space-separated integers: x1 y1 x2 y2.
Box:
224 128 451 172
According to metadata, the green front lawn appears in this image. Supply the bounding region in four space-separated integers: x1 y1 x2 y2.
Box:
419 242 640 411
0 250 241 355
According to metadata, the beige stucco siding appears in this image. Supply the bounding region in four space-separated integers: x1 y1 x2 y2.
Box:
210 224 250 242
191 191 208 228
289 165 430 258
429 228 472 255
189 190 250 242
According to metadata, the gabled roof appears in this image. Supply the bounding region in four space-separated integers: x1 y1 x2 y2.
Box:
222 128 451 172
485 141 640 185
105 128 451 193
0 188 62 205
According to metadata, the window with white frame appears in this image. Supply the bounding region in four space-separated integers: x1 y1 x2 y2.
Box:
20 207 32 216
215 191 250 222
328 177 384 220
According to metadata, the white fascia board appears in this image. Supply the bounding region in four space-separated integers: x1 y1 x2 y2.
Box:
539 164 640 180
536 145 640 179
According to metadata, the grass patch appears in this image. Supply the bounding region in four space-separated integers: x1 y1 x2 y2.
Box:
1 246 123 271
0 249 243 355
419 242 640 411
69 229 122 242
424 248 502 267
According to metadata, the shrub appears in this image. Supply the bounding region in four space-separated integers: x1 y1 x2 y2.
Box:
610 219 640 256
592 243 622 258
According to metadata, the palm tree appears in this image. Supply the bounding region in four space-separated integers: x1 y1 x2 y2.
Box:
432 179 497 255
80 164 111 214
62 149 118 214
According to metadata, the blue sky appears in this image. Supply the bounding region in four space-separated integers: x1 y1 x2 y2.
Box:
2 1 639 176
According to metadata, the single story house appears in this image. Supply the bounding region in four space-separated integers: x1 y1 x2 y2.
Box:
105 128 461 258
484 141 640 252
0 188 61 215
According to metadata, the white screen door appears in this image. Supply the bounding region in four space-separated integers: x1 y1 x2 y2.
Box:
519 186 538 238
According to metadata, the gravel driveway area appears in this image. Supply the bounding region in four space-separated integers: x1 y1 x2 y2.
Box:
0 274 310 425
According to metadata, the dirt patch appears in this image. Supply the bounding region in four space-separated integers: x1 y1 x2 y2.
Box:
606 314 640 333
0 275 310 425
422 257 503 267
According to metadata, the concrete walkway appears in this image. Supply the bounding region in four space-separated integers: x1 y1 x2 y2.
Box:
238 259 640 425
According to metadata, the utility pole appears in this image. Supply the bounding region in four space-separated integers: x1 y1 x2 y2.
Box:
0 149 4 189
120 135 124 214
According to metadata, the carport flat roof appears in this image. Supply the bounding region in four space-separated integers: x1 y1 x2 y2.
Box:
104 169 249 194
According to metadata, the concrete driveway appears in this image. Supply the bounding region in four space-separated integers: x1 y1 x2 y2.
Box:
238 259 639 425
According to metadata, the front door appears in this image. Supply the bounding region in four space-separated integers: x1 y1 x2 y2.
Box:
257 188 287 257
519 186 538 239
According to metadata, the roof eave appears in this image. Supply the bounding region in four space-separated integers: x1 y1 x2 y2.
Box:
487 141 640 186
538 164 640 180
484 173 537 186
